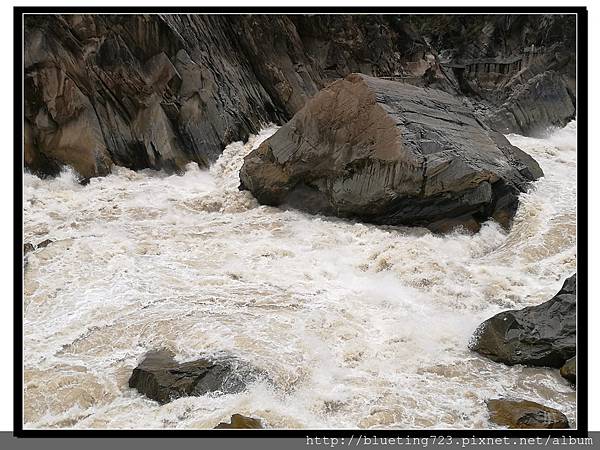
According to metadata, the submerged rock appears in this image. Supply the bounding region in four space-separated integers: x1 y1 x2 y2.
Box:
240 73 543 232
128 350 259 405
215 414 264 429
36 239 53 249
487 398 569 429
470 274 576 367
560 356 576 384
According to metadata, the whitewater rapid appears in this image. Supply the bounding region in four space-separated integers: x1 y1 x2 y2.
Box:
23 122 577 429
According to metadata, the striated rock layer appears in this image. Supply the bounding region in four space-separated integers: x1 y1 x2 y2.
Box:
24 14 575 180
239 74 543 232
23 14 440 179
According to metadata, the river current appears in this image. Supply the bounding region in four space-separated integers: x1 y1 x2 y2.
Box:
23 121 577 429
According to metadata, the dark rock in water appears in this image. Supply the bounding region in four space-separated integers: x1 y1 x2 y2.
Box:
36 239 53 249
24 243 35 254
215 414 264 429
488 71 575 135
239 73 542 232
128 350 258 405
487 398 569 429
560 356 576 384
470 274 576 367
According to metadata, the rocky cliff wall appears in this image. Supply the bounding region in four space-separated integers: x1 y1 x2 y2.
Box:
24 14 577 179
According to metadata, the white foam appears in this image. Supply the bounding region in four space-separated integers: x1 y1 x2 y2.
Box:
23 122 577 429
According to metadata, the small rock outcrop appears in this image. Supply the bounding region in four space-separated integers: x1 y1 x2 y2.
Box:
488 71 575 135
128 350 258 405
240 73 543 232
560 357 576 384
214 414 264 429
487 399 569 429
470 274 576 367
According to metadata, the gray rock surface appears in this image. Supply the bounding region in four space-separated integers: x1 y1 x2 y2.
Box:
470 274 576 367
128 349 259 404
24 15 438 179
487 398 569 429
239 74 543 232
488 71 575 135
24 15 575 180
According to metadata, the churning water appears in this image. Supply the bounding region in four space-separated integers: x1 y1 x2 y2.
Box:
23 122 577 429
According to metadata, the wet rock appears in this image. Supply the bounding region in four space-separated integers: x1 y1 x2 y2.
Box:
487 398 569 429
560 356 576 384
36 239 53 249
214 414 264 429
239 73 542 232
470 274 576 367
128 350 258 405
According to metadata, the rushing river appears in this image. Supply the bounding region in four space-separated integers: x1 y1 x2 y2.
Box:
23 122 577 429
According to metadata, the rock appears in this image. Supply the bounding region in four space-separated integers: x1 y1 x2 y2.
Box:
488 71 575 135
36 239 53 249
128 350 258 405
24 15 575 179
470 274 576 367
23 15 440 180
426 15 576 135
560 357 576 384
24 243 35 254
239 73 542 232
215 414 264 429
487 398 569 429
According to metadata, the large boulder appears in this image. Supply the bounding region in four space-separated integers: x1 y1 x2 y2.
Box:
239 74 543 232
487 399 569 429
470 274 576 367
128 350 259 405
23 15 440 179
24 15 575 179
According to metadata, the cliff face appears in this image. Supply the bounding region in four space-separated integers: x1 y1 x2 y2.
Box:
23 14 576 179
411 14 577 134
25 15 280 179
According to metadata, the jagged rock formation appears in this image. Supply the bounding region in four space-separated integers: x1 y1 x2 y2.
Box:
24 14 574 179
415 14 577 134
239 74 543 232
128 349 259 404
488 71 575 135
470 274 576 367
24 14 439 179
487 399 569 429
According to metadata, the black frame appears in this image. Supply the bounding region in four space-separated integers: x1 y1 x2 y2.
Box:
13 5 588 438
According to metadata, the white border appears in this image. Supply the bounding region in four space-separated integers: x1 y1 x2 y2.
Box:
2 0 596 432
